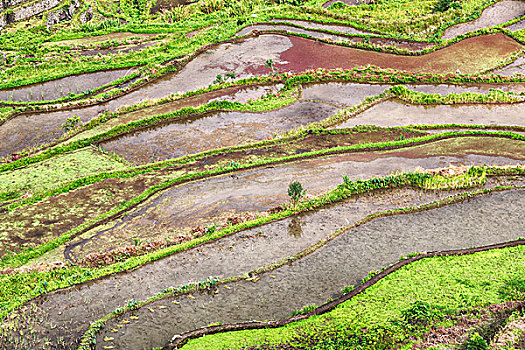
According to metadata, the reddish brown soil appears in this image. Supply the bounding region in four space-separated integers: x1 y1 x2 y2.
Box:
269 34 522 74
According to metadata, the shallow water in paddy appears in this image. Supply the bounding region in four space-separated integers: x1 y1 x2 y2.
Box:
96 189 525 349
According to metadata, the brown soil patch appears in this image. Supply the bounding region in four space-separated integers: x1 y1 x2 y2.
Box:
416 302 524 349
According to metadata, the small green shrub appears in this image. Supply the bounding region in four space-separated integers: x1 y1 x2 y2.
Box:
465 332 488 350
433 0 461 12
401 301 438 326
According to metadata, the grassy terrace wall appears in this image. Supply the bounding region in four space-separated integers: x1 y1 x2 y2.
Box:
0 0 523 93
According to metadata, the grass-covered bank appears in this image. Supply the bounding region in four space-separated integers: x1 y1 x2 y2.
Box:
179 240 525 350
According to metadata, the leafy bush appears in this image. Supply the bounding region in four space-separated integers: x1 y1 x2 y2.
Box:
61 115 81 133
465 332 488 350
401 301 439 326
433 0 461 13
498 280 525 301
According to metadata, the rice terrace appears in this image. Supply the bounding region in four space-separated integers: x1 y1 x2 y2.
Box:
1 0 525 348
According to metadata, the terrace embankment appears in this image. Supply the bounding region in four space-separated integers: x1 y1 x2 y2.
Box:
95 189 525 350
237 22 434 51
68 136 525 261
5 176 522 349
0 127 422 256
442 1 525 39
0 84 278 158
493 56 525 76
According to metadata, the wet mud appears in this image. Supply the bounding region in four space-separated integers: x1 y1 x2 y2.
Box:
95 189 525 349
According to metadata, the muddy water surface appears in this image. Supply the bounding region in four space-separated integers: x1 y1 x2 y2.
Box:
442 1 525 39
68 136 525 261
0 84 279 158
96 189 525 349
335 100 525 128
0 68 133 102
10 179 519 349
67 84 281 143
2 33 521 155
100 101 339 164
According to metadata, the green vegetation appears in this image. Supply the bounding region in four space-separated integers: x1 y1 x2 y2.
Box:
2 0 525 347
182 244 525 349
0 148 126 202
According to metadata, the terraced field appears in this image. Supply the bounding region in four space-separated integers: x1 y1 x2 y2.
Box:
0 0 524 349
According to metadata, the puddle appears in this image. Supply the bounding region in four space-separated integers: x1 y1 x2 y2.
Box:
442 1 525 39
68 136 525 261
94 188 525 349
9 177 524 348
334 100 525 128
100 101 339 164
0 68 134 102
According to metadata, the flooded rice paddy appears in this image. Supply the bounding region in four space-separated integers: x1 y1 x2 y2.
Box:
334 100 525 128
0 68 134 102
67 136 525 261
442 1 525 39
8 177 523 349
1 32 521 156
96 189 525 349
100 101 339 164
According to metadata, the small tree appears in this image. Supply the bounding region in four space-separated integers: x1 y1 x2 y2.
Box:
288 181 305 209
61 115 81 133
